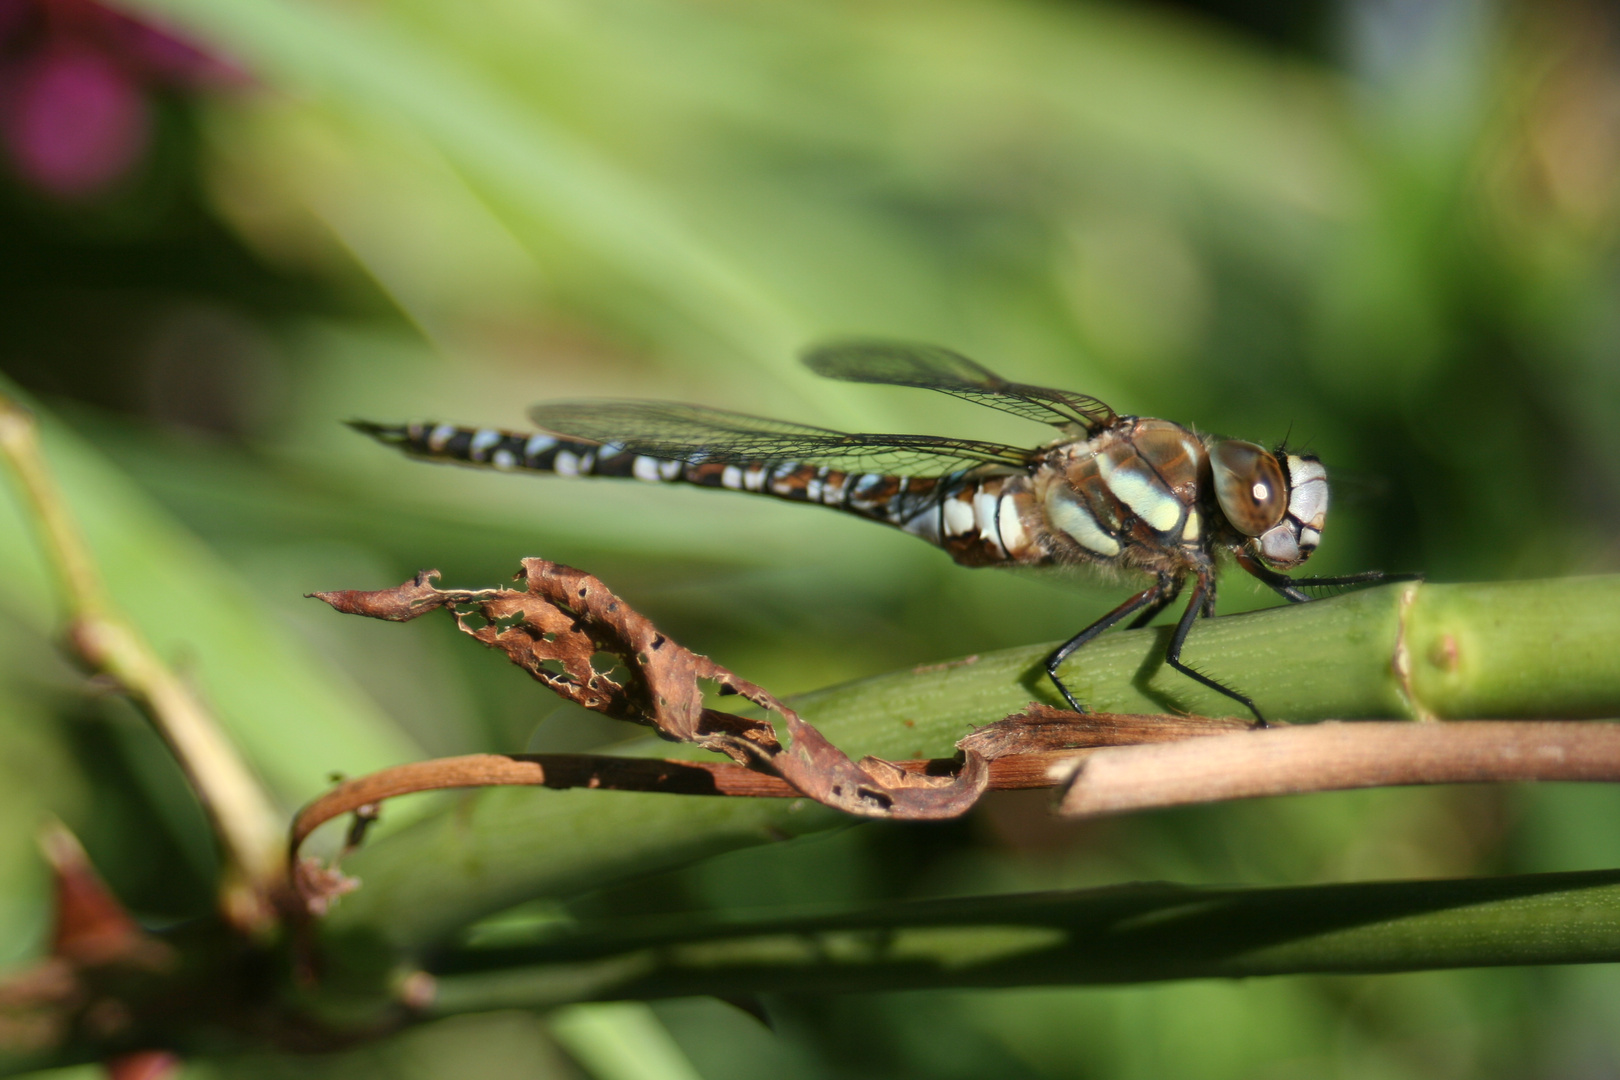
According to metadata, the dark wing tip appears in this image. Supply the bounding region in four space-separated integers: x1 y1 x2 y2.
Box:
799 338 986 384
797 338 880 375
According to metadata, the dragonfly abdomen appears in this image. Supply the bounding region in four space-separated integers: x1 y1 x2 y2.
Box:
357 420 870 497
353 420 648 481
351 420 1039 567
886 473 1043 568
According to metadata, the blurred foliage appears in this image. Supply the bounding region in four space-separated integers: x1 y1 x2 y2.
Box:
2 0 1619 1075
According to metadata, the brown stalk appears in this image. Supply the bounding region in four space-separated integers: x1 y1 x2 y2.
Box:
1058 719 1620 816
288 708 1620 886
287 747 1124 858
282 705 1251 893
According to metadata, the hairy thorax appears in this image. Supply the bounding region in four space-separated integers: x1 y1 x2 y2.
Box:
1023 418 1212 575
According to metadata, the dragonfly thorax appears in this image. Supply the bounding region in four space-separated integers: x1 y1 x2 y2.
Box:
1034 418 1208 571
1028 421 1329 576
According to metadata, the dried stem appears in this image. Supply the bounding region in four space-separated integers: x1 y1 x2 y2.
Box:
0 397 283 928
290 704 1620 904
1058 719 1620 816
289 747 1105 864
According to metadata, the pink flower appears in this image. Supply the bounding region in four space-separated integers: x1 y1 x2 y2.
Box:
7 44 145 196
0 0 241 199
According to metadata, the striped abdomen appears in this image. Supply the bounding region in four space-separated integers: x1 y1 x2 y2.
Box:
353 420 1042 567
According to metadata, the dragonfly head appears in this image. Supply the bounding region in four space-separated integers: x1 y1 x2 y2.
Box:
1210 442 1327 571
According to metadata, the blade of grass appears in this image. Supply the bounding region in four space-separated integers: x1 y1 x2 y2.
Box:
425 869 1620 1008
548 1002 706 1080
121 0 808 367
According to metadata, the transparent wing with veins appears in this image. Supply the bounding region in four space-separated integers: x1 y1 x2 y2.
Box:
527 401 1036 474
802 340 1118 433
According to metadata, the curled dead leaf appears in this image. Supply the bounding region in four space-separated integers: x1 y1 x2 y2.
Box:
298 559 995 911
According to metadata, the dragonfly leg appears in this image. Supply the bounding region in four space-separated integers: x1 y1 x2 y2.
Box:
1164 569 1266 727
1125 573 1181 630
1046 576 1173 712
1290 570 1423 587
1236 553 1421 604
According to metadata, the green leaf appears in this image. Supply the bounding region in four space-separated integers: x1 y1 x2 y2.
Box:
428 869 1620 1007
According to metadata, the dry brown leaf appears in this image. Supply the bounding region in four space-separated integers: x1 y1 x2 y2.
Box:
310 560 990 831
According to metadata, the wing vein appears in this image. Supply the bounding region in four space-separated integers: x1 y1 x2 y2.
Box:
801 340 1117 432
528 401 1033 473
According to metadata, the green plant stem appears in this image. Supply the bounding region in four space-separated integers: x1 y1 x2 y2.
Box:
0 397 284 926
322 576 1620 953
424 869 1620 1011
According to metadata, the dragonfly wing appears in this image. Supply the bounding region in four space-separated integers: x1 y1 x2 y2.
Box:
802 339 1117 432
527 401 1034 473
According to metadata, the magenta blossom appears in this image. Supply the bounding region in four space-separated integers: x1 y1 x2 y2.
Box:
0 0 241 198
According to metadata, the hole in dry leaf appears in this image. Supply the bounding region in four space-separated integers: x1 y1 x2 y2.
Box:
588 652 625 681
697 677 758 715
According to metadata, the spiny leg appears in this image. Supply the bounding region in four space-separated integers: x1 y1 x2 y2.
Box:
1236 553 1419 605
1290 570 1422 587
1125 573 1181 630
1164 568 1266 727
1045 576 1172 713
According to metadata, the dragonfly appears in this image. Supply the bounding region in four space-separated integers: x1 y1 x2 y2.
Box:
351 341 1395 724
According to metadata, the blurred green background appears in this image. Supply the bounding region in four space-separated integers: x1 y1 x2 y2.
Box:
2 0 1619 1075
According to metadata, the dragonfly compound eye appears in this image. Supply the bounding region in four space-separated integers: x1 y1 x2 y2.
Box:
1211 440 1288 537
